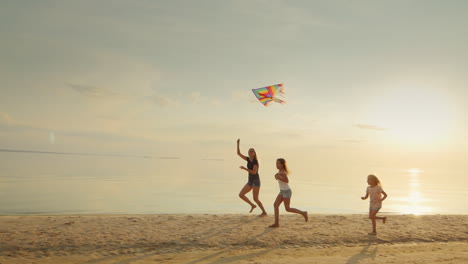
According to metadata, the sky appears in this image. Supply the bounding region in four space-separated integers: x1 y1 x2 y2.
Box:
1 0 468 174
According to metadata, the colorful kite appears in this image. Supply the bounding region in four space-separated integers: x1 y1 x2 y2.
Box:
252 83 285 106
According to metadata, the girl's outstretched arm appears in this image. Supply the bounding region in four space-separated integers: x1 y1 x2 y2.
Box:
236 139 247 160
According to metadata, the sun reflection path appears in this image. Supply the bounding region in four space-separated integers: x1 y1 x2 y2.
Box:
401 169 432 215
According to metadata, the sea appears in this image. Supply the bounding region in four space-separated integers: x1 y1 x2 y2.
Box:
1 151 467 215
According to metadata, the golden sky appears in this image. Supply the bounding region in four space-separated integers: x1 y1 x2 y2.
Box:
1 1 467 171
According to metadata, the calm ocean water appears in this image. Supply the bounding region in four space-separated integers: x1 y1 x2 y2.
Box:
1 152 467 215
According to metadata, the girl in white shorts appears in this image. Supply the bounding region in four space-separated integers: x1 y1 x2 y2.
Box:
269 158 308 228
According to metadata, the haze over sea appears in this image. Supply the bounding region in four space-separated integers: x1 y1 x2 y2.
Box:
1 151 466 215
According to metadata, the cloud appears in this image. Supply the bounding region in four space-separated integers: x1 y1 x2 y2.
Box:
0 112 143 144
354 124 388 131
230 90 255 104
210 99 222 106
0 112 13 126
149 95 177 107
148 91 223 107
68 82 213 108
67 83 119 98
233 1 342 32
189 92 201 104
0 112 35 132
187 92 223 106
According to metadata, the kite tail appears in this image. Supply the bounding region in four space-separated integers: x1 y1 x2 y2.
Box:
273 97 285 104
277 84 285 96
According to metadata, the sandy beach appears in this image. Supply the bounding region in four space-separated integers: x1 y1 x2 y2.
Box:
1 214 467 263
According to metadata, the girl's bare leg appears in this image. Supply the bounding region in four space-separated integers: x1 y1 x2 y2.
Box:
252 186 267 216
368 210 385 234
269 194 283 227
284 198 308 222
239 184 256 213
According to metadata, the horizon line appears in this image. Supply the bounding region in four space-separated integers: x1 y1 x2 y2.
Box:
0 148 181 159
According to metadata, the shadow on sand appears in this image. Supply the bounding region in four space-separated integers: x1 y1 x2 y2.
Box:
346 235 379 264
185 227 275 264
81 216 270 264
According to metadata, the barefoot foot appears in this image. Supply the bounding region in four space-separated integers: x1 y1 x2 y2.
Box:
383 217 387 224
249 205 257 213
258 212 267 217
303 211 308 222
269 223 279 228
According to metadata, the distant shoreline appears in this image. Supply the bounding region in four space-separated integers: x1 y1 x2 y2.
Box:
0 148 180 159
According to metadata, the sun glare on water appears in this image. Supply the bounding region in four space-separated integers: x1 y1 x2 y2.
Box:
398 168 433 215
406 168 424 173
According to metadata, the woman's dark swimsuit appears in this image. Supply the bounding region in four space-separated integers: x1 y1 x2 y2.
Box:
246 157 260 187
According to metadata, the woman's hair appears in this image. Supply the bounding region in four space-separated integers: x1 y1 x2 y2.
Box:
248 148 258 161
277 158 289 174
368 174 381 186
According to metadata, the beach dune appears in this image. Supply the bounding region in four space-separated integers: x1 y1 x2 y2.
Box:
0 214 467 263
